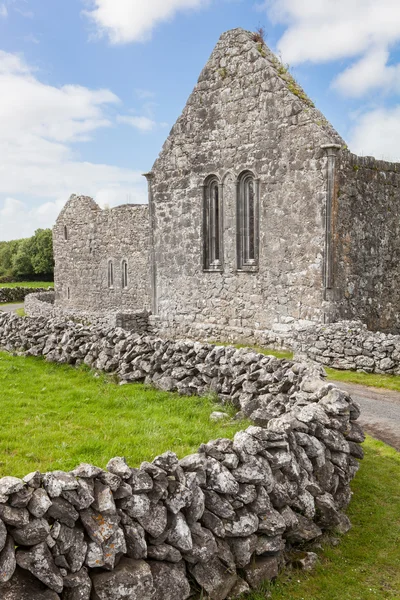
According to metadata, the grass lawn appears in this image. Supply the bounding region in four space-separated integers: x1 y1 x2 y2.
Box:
250 436 400 600
0 351 247 477
0 281 54 288
326 368 400 393
0 351 398 598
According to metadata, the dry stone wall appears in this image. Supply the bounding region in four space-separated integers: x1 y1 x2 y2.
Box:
295 320 400 374
0 287 51 304
0 312 363 599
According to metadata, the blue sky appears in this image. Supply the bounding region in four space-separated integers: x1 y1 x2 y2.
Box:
1 0 400 240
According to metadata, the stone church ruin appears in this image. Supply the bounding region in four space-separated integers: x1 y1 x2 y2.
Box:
52 28 400 341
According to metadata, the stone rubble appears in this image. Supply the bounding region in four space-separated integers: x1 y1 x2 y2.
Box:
0 312 364 599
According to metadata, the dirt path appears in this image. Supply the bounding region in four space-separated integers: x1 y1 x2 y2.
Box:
329 380 400 451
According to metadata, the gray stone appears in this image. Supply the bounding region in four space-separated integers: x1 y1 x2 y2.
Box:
137 502 167 538
91 558 154 600
118 494 150 519
106 457 131 480
243 556 278 589
16 543 63 593
62 568 91 600
0 504 29 527
191 556 237 600
167 513 193 552
92 481 116 515
228 535 257 568
80 507 119 544
0 477 24 497
147 543 181 563
11 518 50 545
0 536 16 583
47 497 79 528
0 566 60 599
149 560 191 600
28 489 52 518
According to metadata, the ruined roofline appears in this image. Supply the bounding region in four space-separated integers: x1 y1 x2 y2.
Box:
55 194 148 225
345 149 400 170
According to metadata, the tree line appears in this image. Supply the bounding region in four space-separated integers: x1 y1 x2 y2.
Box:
0 229 54 282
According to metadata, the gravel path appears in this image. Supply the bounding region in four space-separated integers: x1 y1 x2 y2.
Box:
329 380 400 451
0 303 24 313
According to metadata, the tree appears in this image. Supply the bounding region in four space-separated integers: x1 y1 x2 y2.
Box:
30 229 54 276
11 238 35 278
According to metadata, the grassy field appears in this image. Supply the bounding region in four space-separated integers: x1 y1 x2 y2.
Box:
0 281 54 288
327 367 400 392
0 351 398 598
0 351 247 477
250 437 400 600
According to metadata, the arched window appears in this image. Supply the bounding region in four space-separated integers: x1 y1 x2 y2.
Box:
64 225 68 241
108 260 114 289
203 176 223 271
237 171 259 270
121 260 128 289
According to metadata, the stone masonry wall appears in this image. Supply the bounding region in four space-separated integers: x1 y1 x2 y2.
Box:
294 320 400 374
332 152 400 333
53 196 150 314
149 28 344 335
25 291 150 333
0 312 363 599
0 287 51 304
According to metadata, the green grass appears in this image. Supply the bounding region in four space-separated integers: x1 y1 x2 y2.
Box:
0 351 247 477
0 351 399 598
249 437 400 600
15 308 26 317
0 281 53 288
326 368 400 392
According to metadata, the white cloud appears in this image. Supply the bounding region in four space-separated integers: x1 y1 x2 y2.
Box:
0 4 7 18
348 106 400 162
264 0 400 97
84 0 209 44
0 50 148 240
333 47 400 97
117 114 157 132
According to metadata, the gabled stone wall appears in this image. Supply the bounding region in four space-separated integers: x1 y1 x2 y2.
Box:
0 312 363 600
148 28 344 335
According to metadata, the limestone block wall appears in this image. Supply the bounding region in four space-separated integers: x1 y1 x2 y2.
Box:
0 312 363 599
332 153 400 333
149 28 344 335
53 196 150 314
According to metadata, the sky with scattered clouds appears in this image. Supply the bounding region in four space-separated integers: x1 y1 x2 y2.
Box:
0 0 399 240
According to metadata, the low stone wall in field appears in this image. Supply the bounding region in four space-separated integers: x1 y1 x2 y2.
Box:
294 320 400 374
0 286 51 304
0 312 364 599
24 291 150 333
